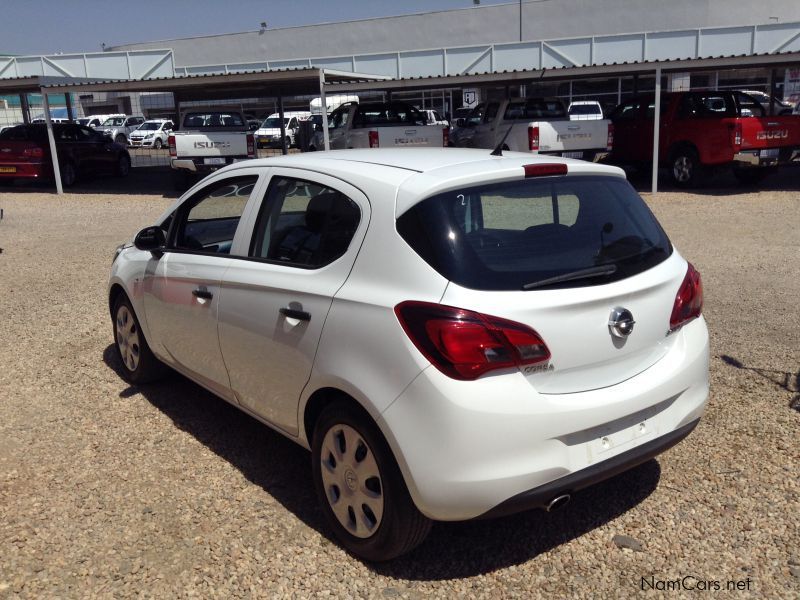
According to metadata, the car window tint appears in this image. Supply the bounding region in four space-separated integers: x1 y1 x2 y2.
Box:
397 176 672 291
250 177 360 268
171 176 258 254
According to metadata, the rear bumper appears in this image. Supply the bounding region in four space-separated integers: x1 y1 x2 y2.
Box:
733 147 797 167
479 418 699 519
170 157 251 172
0 162 46 179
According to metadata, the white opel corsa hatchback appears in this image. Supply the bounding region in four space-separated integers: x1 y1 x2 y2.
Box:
109 148 709 560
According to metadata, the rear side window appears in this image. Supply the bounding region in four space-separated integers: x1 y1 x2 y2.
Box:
397 176 672 291
249 177 360 268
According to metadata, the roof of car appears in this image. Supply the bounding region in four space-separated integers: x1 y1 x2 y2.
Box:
244 148 620 174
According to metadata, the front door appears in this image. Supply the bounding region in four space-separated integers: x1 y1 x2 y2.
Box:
142 173 260 396
217 170 369 435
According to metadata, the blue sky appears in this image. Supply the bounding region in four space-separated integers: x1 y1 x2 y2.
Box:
2 0 512 56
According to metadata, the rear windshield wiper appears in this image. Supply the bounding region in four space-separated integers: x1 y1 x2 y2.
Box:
522 264 618 290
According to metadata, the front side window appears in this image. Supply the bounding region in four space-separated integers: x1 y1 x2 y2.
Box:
397 176 672 290
250 177 360 268
171 176 258 254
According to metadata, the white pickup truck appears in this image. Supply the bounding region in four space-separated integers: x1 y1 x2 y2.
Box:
456 98 612 161
308 101 448 151
169 110 255 181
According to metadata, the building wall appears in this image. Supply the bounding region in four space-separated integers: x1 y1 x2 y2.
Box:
110 0 800 67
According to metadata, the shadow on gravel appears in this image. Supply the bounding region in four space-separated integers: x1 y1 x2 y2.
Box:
103 343 662 577
720 355 800 412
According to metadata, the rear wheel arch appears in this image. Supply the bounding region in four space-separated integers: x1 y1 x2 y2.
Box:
304 387 375 447
667 141 700 163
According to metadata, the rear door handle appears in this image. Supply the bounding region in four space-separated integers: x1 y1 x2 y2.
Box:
192 289 213 300
280 307 311 321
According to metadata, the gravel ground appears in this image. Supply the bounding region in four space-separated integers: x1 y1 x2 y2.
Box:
0 169 798 598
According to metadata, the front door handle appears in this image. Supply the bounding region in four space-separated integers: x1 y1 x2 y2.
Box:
280 307 311 321
192 289 213 300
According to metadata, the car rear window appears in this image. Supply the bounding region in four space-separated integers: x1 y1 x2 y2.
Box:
397 175 672 291
504 99 566 120
182 112 245 128
0 125 48 142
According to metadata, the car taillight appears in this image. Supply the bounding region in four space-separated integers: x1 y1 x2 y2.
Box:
369 130 379 148
246 133 255 157
395 301 550 380
443 127 449 147
606 123 614 151
168 135 176 157
669 263 703 332
528 125 540 152
23 147 44 158
733 122 742 148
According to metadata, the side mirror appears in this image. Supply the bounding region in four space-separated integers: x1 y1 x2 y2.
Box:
134 226 166 252
455 118 465 127
314 124 323 132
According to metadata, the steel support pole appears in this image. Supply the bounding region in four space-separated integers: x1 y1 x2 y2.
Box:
319 71 330 151
651 67 662 195
278 94 287 156
19 94 30 124
65 93 74 121
41 89 63 195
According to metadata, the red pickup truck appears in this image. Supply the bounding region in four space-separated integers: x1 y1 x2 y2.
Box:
609 91 800 186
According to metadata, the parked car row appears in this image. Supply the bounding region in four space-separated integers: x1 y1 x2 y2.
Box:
447 90 800 186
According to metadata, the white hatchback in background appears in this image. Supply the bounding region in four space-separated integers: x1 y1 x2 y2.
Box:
128 119 174 149
108 148 709 561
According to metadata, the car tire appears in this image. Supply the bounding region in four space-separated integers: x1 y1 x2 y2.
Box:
112 293 168 385
116 153 131 177
60 161 77 187
669 147 702 188
312 400 431 561
115 134 127 146
307 145 316 152
154 138 163 149
732 167 774 185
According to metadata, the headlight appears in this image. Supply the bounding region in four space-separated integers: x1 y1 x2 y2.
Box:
112 243 125 264
144 134 153 139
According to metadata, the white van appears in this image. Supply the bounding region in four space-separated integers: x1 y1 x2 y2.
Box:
254 112 312 148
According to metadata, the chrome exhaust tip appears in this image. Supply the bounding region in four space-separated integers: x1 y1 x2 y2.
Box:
545 494 571 512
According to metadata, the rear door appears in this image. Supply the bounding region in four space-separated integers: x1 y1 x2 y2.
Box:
668 92 737 165
470 101 501 149
217 170 369 434
608 99 644 161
